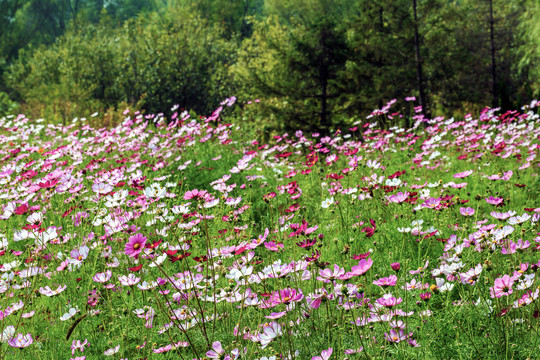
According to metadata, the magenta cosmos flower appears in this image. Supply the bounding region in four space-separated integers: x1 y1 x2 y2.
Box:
125 233 147 258
8 333 33 348
490 275 515 298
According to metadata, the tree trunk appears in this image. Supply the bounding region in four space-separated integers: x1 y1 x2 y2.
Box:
489 0 497 107
320 30 329 129
413 0 427 117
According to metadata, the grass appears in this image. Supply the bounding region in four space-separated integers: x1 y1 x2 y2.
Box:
0 99 538 359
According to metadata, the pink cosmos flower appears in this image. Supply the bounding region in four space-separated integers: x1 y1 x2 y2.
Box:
373 275 398 287
183 189 209 201
460 264 482 285
125 233 147 258
206 341 225 359
460 207 475 216
387 192 410 203
490 275 515 298
344 348 363 354
264 241 284 252
422 197 441 209
118 274 141 286
258 322 282 349
485 196 504 205
104 345 120 355
376 293 403 308
312 348 333 360
8 333 33 348
454 170 473 178
153 344 173 353
271 288 304 305
307 288 333 309
349 258 373 277
384 329 408 343
491 211 515 220
93 270 112 283
39 285 67 297
71 339 89 355
317 264 346 283
92 182 113 194
265 311 287 319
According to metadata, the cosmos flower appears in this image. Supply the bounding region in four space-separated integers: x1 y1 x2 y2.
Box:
39 285 67 297
92 182 113 194
312 348 333 360
60 307 79 321
384 329 408 343
376 293 403 308
349 258 373 276
125 233 147 258
460 207 475 216
258 322 282 349
93 270 112 283
386 192 410 203
490 275 515 298
485 196 504 205
118 274 141 286
373 275 398 287
104 345 120 356
422 197 441 209
8 333 33 348
71 339 89 355
321 197 334 208
206 341 226 359
453 170 473 178
0 326 15 343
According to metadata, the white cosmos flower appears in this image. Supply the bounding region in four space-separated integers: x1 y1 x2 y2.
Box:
144 184 166 198
0 325 15 343
60 307 79 321
321 197 334 208
148 253 167 268
26 212 43 224
385 178 402 187
104 345 120 356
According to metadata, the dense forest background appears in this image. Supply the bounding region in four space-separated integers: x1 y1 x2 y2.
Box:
0 0 539 132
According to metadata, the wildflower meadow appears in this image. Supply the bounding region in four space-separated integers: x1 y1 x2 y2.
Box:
0 98 538 360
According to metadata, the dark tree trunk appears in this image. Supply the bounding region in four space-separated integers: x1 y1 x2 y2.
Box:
320 30 329 129
413 0 427 116
489 0 497 107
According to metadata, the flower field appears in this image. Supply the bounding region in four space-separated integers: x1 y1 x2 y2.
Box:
0 98 538 360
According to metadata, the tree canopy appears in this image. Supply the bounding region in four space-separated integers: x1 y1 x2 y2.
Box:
0 0 538 132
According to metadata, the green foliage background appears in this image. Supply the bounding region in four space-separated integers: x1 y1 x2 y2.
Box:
0 0 539 131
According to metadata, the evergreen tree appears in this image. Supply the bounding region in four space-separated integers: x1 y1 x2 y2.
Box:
234 0 352 132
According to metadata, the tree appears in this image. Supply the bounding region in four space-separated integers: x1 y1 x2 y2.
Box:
234 0 352 132
517 0 540 98
343 0 417 115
